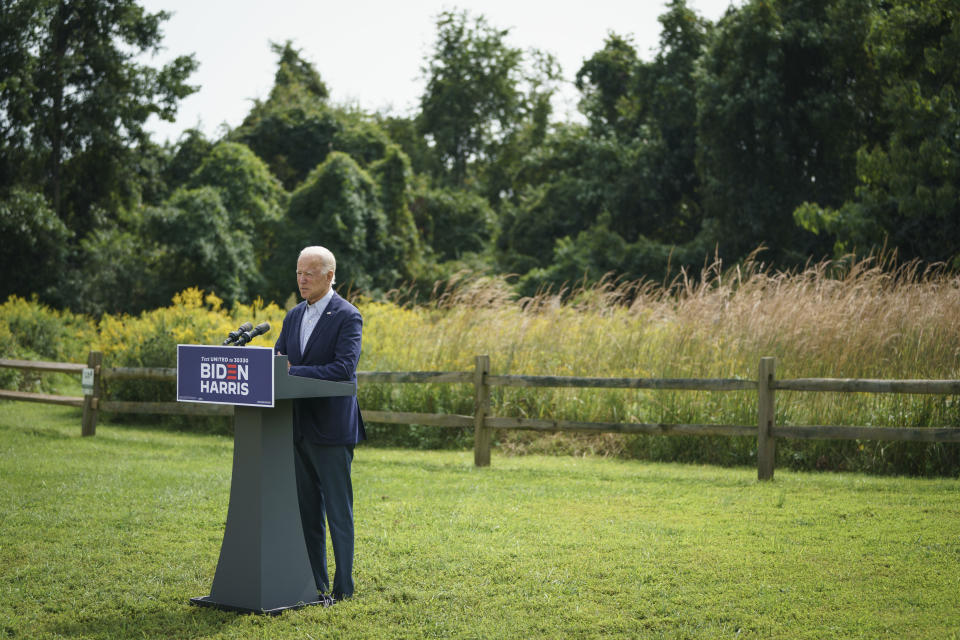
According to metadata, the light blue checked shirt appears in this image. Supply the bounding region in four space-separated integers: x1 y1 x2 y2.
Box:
300 288 334 354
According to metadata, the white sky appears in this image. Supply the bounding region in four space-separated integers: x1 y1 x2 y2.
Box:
140 0 739 145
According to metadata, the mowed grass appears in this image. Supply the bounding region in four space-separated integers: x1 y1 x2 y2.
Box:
1 401 958 640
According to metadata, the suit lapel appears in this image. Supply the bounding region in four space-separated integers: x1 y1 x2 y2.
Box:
290 302 307 362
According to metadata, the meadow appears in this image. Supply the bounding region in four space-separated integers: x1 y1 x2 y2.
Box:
1 255 959 474
1 400 958 639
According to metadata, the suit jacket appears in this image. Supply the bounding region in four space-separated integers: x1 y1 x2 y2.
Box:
274 292 366 446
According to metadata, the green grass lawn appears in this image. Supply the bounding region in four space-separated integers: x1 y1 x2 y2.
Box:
1 402 958 639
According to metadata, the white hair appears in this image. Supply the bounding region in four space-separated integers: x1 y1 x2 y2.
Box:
299 246 337 284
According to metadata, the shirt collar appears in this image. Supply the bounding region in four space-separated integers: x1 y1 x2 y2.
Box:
305 288 334 315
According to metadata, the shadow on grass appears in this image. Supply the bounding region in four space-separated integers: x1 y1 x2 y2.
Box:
363 446 759 488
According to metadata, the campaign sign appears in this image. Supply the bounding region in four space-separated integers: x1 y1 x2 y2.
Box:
177 345 274 408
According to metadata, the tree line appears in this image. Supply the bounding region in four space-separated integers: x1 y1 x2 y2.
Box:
2 0 958 315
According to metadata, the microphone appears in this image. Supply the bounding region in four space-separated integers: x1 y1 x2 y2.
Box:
236 321 271 346
223 322 253 345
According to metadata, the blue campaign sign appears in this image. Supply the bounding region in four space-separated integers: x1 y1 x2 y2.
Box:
177 345 274 408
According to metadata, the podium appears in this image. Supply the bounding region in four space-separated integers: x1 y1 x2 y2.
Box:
190 355 356 614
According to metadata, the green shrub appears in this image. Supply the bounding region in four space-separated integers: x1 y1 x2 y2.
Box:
0 296 95 392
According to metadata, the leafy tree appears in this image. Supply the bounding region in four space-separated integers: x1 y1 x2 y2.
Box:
145 187 259 305
497 124 627 274
575 3 710 244
639 0 712 241
269 39 329 101
410 183 496 262
416 9 560 208
233 99 340 191
333 109 391 167
0 0 197 232
517 213 719 297
477 47 562 207
794 0 960 265
187 141 286 236
284 152 397 293
232 43 419 297
185 141 287 301
376 113 443 178
232 41 339 191
418 9 523 186
501 1 712 284
0 1 43 191
369 144 421 275
133 138 174 207
163 128 214 192
59 221 159 314
0 188 72 300
233 41 397 191
696 0 878 262
575 33 642 137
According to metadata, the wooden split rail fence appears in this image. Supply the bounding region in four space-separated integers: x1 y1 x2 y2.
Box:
2 353 959 480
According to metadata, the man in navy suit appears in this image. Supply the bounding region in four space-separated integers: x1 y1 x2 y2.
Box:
274 245 365 603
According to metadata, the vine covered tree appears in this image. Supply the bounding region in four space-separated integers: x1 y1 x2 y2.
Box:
231 41 340 191
284 152 398 293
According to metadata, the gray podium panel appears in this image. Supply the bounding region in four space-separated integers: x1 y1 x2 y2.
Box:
272 355 356 400
191 355 356 614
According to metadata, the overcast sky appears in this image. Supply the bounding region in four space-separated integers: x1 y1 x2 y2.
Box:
139 0 739 144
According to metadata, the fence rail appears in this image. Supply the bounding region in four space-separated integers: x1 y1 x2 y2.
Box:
2 354 958 479
0 358 87 408
772 378 960 394
0 388 84 407
486 374 757 391
0 358 86 374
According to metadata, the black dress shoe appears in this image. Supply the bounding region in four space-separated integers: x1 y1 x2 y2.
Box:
331 592 352 603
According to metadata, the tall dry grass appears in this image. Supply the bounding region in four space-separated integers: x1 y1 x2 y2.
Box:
368 254 959 377
358 255 960 473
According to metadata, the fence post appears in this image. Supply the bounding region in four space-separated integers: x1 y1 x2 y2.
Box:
473 354 491 467
81 351 103 437
757 356 776 481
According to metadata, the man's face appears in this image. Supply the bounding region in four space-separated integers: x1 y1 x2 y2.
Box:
296 255 333 304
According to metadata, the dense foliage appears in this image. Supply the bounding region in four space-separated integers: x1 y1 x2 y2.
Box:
3 0 958 315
